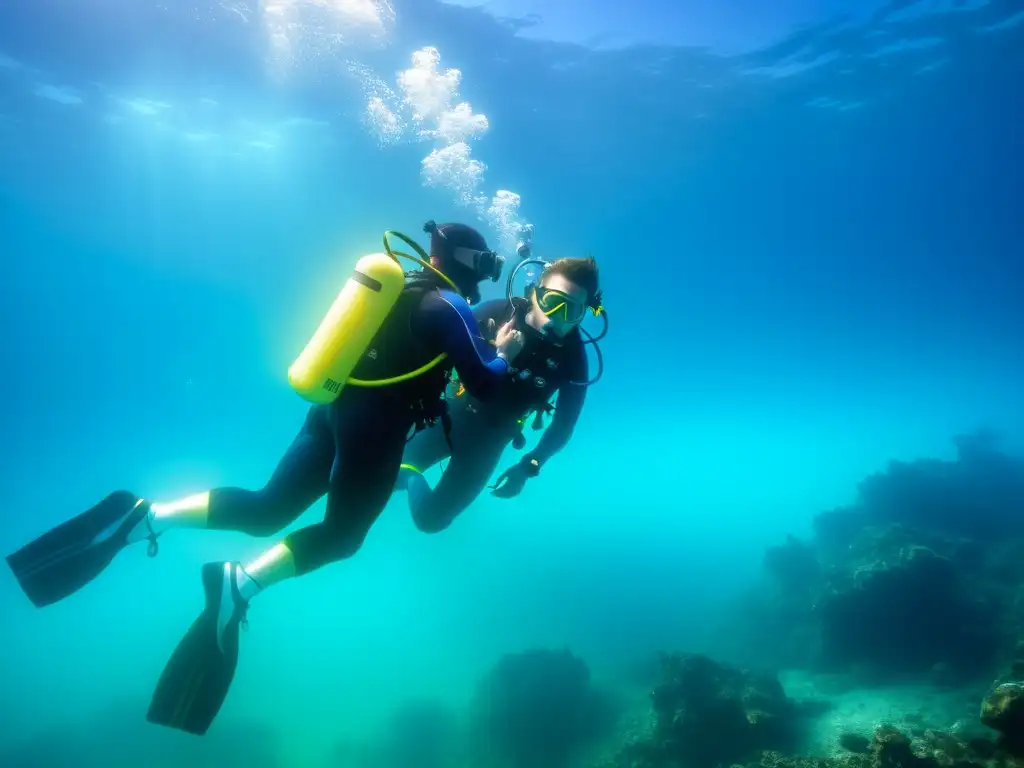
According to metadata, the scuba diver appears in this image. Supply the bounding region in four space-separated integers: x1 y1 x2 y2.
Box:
395 238 606 530
5 222 525 736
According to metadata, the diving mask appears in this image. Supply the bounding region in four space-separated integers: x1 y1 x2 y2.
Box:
452 246 505 283
535 286 589 324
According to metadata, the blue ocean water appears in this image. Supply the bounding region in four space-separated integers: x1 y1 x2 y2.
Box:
0 0 1022 765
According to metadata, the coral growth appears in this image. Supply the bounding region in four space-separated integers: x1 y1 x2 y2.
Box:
755 723 1024 768
469 647 617 768
981 681 1024 756
602 434 1024 768
732 433 1024 685
597 654 827 768
595 655 1024 768
814 540 997 677
857 430 1024 543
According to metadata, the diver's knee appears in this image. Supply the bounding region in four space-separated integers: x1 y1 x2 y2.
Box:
411 497 459 533
413 512 453 534
406 475 454 533
327 535 365 561
323 522 370 561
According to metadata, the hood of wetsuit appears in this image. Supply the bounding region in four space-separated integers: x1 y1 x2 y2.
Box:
425 220 503 303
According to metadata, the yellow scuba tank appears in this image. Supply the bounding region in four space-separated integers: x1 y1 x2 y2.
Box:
288 251 406 405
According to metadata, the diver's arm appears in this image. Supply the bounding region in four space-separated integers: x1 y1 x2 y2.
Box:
525 381 586 467
471 299 513 343
414 290 509 397
524 343 589 467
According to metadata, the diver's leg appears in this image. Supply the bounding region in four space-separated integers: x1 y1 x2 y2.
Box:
410 435 505 534
283 409 409 576
395 421 452 491
5 407 332 609
198 403 410 594
146 406 336 607
130 406 333 541
147 405 407 736
147 406 338 736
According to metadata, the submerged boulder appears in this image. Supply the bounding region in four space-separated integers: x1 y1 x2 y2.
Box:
738 434 1024 682
814 539 1000 678
872 724 926 768
593 656 1024 768
469 647 616 768
981 682 1024 756
642 654 812 768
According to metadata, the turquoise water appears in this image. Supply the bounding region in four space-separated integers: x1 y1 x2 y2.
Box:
0 1 1021 765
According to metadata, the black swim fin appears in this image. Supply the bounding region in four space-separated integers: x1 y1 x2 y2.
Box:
146 561 249 736
6 490 153 608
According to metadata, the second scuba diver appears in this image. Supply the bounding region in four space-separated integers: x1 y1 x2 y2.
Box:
5 221 525 736
396 253 605 529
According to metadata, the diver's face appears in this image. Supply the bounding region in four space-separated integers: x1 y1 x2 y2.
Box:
529 273 589 338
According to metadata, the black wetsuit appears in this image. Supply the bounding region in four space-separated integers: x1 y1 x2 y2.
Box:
402 297 587 531
203 275 509 575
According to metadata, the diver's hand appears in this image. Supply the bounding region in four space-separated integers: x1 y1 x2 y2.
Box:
490 459 537 499
494 320 524 362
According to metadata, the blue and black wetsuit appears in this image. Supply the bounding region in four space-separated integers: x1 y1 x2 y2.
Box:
204 274 508 575
401 296 587 532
